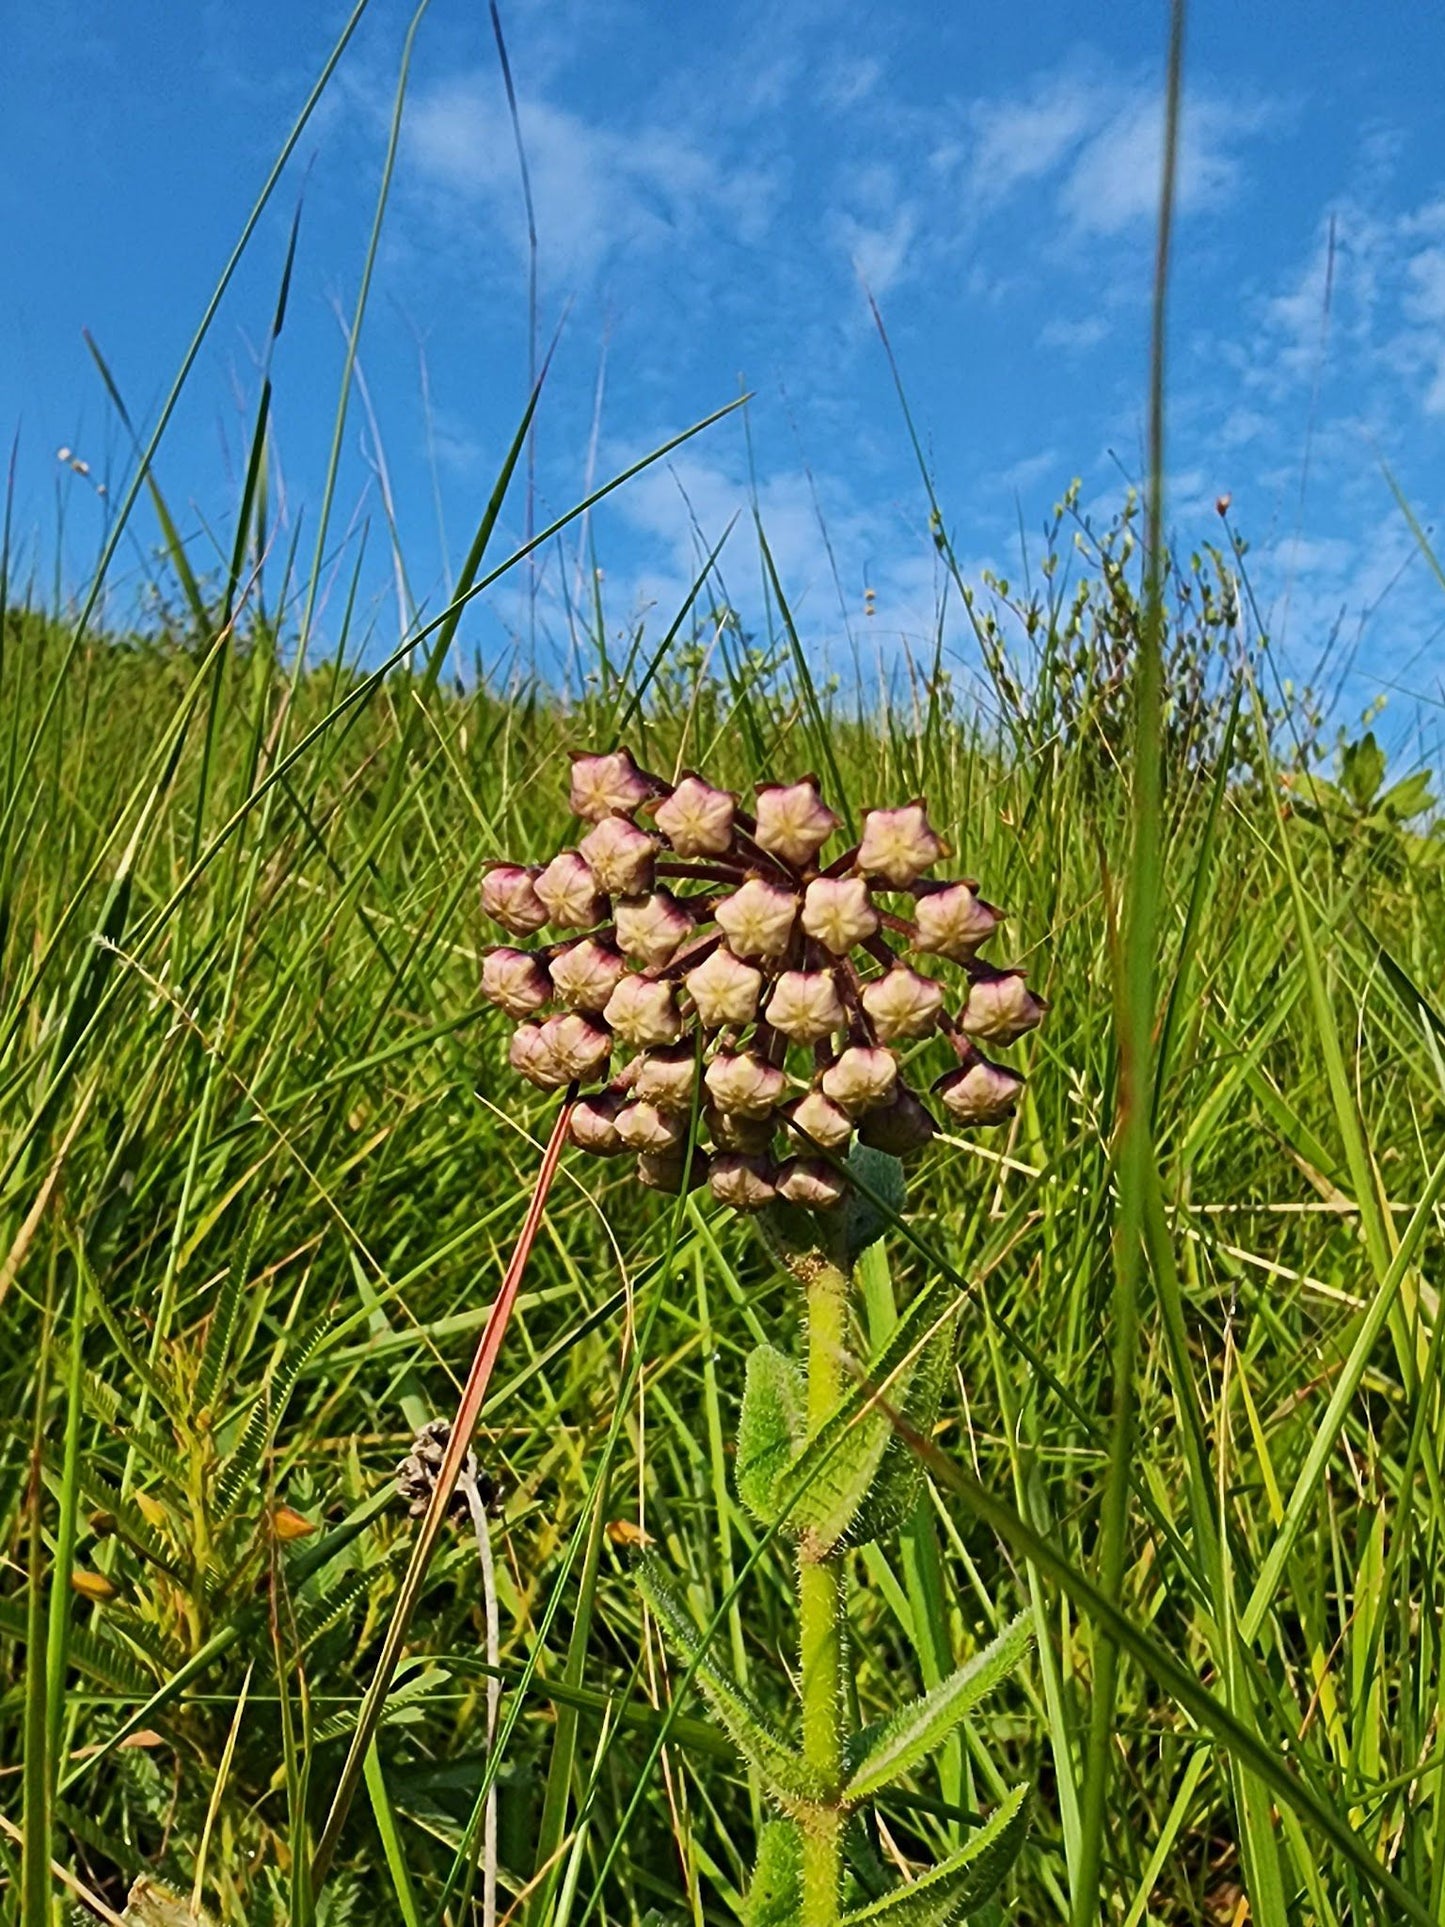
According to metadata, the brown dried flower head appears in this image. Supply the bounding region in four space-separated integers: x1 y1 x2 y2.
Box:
481 749 1047 1209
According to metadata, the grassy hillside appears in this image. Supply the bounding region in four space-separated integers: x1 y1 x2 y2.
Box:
3 486 1445 1927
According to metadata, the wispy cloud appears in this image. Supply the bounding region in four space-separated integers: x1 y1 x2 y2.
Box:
956 62 1279 240
405 74 776 288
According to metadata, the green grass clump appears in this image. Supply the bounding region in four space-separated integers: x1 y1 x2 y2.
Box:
3 498 1445 1926
8 7 1445 1921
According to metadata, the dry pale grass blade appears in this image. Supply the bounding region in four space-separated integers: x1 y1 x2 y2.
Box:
311 1090 576 1885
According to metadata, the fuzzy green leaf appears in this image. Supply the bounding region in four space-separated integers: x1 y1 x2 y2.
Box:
845 1615 1033 1801
776 1286 950 1552
840 1785 1030 1925
736 1344 806 1522
636 1557 822 1803
743 1820 803 1927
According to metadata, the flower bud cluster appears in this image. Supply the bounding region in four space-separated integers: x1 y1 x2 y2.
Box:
481 749 1047 1211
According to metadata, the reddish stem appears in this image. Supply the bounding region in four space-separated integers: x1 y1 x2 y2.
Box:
313 1092 577 1885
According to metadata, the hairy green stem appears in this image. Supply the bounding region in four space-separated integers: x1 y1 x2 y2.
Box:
800 1254 849 1927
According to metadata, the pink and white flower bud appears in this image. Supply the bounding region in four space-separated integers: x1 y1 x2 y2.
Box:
861 965 944 1041
776 1157 848 1210
579 816 658 897
821 1044 898 1115
568 1091 630 1156
483 946 552 1018
960 970 1048 1045
569 747 651 822
765 969 846 1044
535 850 606 930
801 875 879 953
509 1022 566 1089
706 1105 777 1155
615 890 694 967
538 1012 612 1084
550 938 628 1012
714 878 798 959
914 882 1003 959
615 1101 687 1153
856 804 945 887
654 776 736 857
784 1088 854 1149
709 1154 778 1212
483 864 548 936
637 1147 710 1194
934 1054 1025 1125
603 974 683 1047
858 1086 937 1157
753 779 840 866
704 1050 786 1119
684 944 764 1028
633 1045 698 1112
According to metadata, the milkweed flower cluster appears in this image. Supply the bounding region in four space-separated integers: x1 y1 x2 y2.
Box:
481 749 1046 1211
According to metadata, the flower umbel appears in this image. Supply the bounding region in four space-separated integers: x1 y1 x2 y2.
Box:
481 750 1047 1208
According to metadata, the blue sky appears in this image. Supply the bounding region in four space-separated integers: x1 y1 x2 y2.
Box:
4 0 1445 736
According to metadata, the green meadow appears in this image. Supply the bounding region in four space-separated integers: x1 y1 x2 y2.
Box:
6 10 1445 1926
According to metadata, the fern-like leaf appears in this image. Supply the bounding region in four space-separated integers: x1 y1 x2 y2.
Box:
840 1785 1030 1925
845 1614 1033 1801
736 1344 805 1522
636 1556 823 1804
213 1314 331 1520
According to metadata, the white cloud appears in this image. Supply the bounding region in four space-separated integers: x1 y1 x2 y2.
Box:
956 63 1277 242
405 74 776 287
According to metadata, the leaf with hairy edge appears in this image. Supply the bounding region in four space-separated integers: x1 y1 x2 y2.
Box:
635 1557 823 1804
845 1615 1033 1801
736 1344 805 1522
742 1821 803 1927
840 1785 1030 1925
776 1286 949 1553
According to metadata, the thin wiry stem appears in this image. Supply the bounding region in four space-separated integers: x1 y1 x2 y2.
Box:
460 1470 501 1927
312 1091 576 1887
